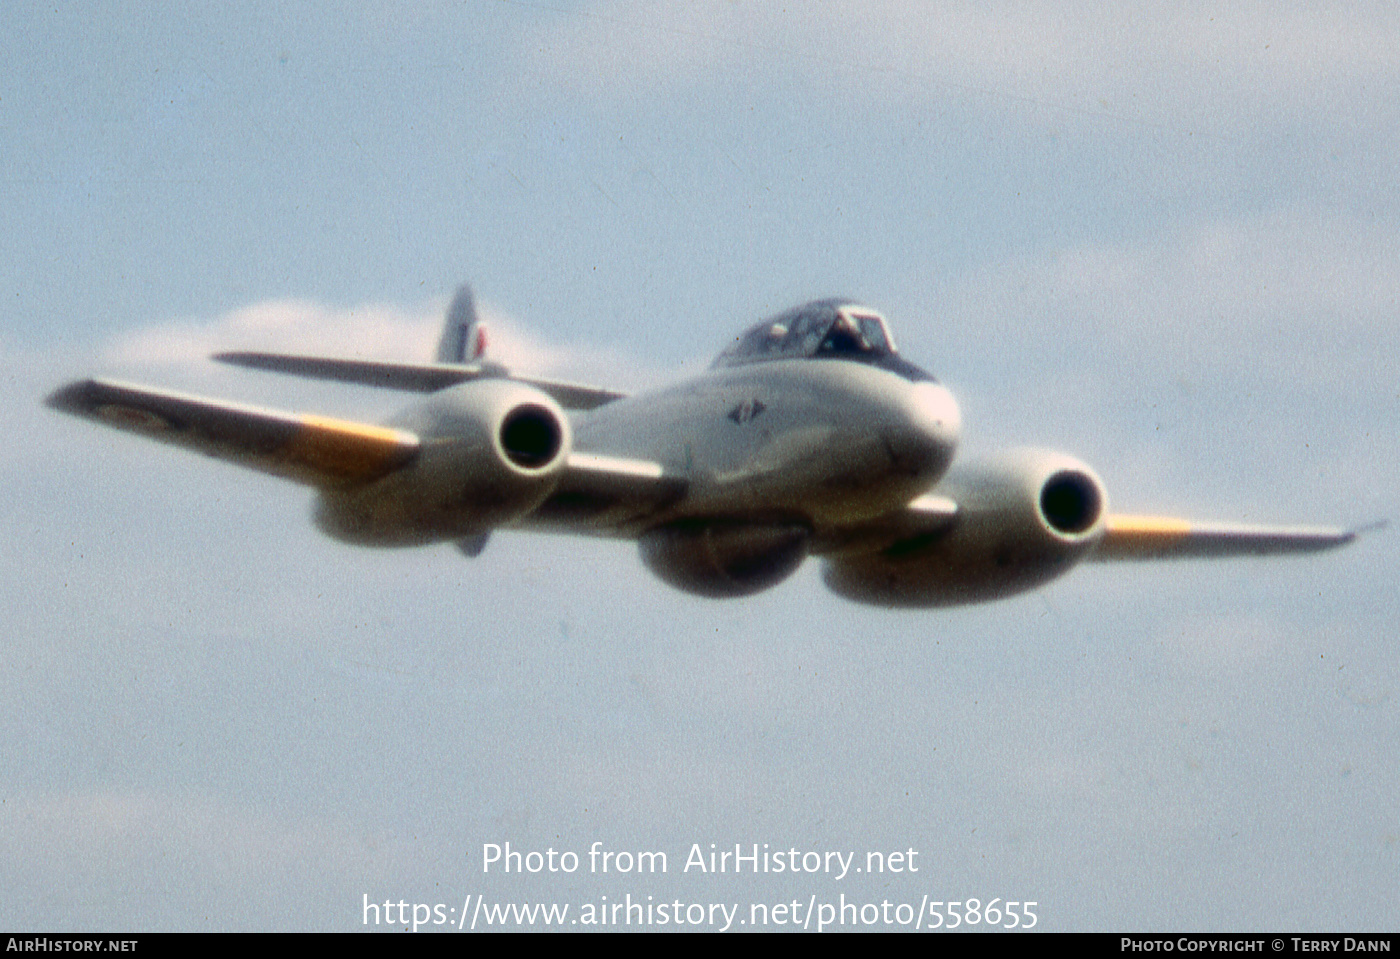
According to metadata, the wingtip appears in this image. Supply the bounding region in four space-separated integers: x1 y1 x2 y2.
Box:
1350 519 1389 539
45 379 96 414
212 351 283 369
1307 519 1384 551
210 351 260 373
212 351 308 373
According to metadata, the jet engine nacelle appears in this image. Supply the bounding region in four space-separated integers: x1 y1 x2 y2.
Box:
823 448 1107 607
639 518 811 598
316 379 571 545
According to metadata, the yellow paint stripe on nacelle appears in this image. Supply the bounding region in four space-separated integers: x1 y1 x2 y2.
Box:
290 415 420 483
1097 513 1356 560
1100 514 1194 556
46 377 420 489
1105 514 1191 535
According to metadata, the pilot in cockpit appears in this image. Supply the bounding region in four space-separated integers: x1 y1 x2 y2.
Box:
714 301 899 369
818 311 872 355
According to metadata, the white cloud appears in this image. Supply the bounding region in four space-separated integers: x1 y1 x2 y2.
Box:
99 294 665 390
103 299 439 367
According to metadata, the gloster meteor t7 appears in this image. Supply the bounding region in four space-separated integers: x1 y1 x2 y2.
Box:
48 287 1361 605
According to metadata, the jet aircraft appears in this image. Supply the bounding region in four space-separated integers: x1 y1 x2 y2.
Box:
48 287 1362 606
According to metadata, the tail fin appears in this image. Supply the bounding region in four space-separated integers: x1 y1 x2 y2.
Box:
435 285 488 364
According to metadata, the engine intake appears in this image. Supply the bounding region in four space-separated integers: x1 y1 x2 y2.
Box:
500 404 565 469
316 379 571 545
1040 469 1104 536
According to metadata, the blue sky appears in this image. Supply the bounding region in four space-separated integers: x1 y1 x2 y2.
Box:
3 1 1397 931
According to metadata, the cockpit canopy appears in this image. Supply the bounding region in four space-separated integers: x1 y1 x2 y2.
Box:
714 299 898 369
712 299 938 384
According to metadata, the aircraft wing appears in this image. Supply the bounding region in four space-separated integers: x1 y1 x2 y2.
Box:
1092 514 1361 560
46 378 420 489
214 351 627 410
826 497 1358 562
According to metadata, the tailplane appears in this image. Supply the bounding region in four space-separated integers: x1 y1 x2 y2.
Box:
216 282 626 408
435 285 488 364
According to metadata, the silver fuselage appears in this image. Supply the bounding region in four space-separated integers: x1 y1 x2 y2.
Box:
526 358 960 540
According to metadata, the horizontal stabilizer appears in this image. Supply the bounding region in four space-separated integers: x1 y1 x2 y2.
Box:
47 378 419 488
1093 514 1361 561
214 352 626 410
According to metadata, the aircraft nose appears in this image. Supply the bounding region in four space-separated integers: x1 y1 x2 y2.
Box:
889 381 960 479
911 381 960 441
910 381 961 450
